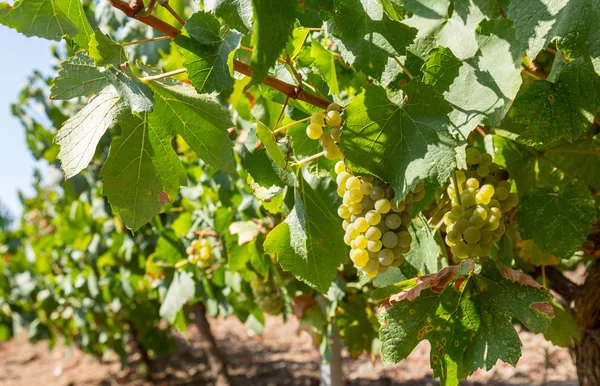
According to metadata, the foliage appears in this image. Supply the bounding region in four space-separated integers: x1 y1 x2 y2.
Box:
1 0 599 385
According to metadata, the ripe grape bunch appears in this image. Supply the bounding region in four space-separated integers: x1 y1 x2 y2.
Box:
305 103 344 160
251 277 283 315
186 238 215 268
334 161 425 279
443 147 520 259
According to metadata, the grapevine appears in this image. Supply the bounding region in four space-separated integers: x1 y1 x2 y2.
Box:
186 237 216 268
251 277 283 315
305 103 344 160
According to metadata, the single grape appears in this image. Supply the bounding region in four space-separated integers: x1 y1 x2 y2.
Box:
414 189 425 201
366 226 382 241
480 153 493 166
343 233 352 245
326 110 342 126
453 218 470 234
327 103 342 112
367 239 382 252
336 172 350 186
363 259 380 278
466 148 481 165
480 229 493 244
345 176 361 190
443 212 455 226
375 198 392 214
447 230 462 243
311 112 326 125
354 235 368 249
475 192 491 205
360 181 373 195
463 226 481 243
466 178 479 189
384 213 402 229
324 147 342 160
488 199 501 209
489 207 502 218
455 170 467 185
484 218 500 231
494 222 506 237
391 245 404 258
342 220 349 230
382 232 399 248
400 212 412 227
354 217 369 233
334 161 346 174
480 243 492 256
502 193 519 212
346 224 359 238
377 221 390 233
370 186 385 200
480 184 495 198
466 243 481 257
495 169 509 181
396 231 412 248
365 210 382 226
330 126 342 141
306 123 323 139
447 185 456 199
469 215 485 229
391 201 406 212
451 241 468 258
494 187 509 201
336 185 345 198
461 192 477 208
445 235 455 247
349 203 363 215
403 191 414 204
320 133 335 148
378 249 394 266
361 196 375 210
348 188 363 203
391 256 404 267
462 209 474 219
451 205 464 218
477 165 489 177
354 249 369 267
337 205 350 219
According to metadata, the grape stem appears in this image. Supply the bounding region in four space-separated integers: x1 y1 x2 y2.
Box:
291 151 325 166
451 169 462 206
393 56 413 79
140 68 187 82
273 116 311 134
122 35 172 46
174 259 188 269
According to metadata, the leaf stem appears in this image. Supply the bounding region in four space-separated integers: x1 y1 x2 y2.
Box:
160 1 186 26
273 116 311 134
520 64 547 80
291 151 325 166
174 259 188 269
451 169 462 206
140 68 187 82
393 56 413 80
122 35 172 46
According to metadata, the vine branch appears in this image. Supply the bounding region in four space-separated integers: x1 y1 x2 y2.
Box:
106 0 332 110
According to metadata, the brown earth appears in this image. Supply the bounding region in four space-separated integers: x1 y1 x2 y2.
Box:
0 315 577 386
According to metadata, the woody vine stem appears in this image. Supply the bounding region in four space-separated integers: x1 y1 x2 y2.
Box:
106 0 332 110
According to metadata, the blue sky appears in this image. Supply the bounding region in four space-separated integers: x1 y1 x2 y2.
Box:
0 26 53 217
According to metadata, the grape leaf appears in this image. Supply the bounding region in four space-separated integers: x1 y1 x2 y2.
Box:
147 78 236 173
544 301 580 348
264 174 348 293
88 29 127 68
50 52 109 100
103 70 154 113
255 122 287 169
55 86 126 179
511 58 600 145
213 0 253 34
0 0 92 47
340 81 458 202
543 140 600 191
403 0 499 61
380 261 554 385
422 19 525 138
492 135 537 194
250 0 297 82
507 0 600 75
328 0 416 79
310 38 339 96
159 270 196 324
100 114 186 231
517 180 596 259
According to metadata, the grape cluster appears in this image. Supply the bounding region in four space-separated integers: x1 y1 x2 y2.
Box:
443 147 519 259
186 238 215 268
251 277 283 315
306 103 344 160
334 161 425 278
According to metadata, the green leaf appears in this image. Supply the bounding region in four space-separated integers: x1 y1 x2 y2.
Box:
340 81 458 202
517 180 596 259
55 86 126 178
310 38 339 96
103 69 154 113
255 122 287 169
492 135 537 194
176 13 242 94
511 58 600 145
422 19 525 138
507 0 600 74
148 77 236 173
403 0 499 61
544 301 580 348
264 174 348 293
88 29 127 68
213 0 253 34
159 271 196 324
100 114 186 231
329 0 416 79
50 52 109 100
250 0 297 82
380 261 554 385
543 139 600 191
0 0 92 47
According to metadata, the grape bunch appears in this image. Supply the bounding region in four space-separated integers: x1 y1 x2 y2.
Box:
443 147 519 259
334 161 425 279
305 103 344 160
251 277 283 315
186 238 215 268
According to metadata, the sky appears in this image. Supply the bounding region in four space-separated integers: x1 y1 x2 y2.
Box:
0 26 53 218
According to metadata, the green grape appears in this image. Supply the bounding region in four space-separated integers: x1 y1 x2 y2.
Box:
306 123 323 139
463 226 481 243
384 213 402 229
342 220 349 230
320 133 335 148
346 224 359 238
326 110 342 126
494 222 506 237
391 256 404 267
414 180 425 193
475 192 491 205
462 209 474 219
484 217 500 231
493 186 509 201
327 103 342 112
378 249 394 266
480 153 493 166
330 126 342 141
348 188 363 203
401 212 412 227
489 199 501 208
361 196 375 210
367 239 382 252
346 176 361 190
466 178 479 189
391 201 406 212
445 235 455 247
480 230 493 244
334 161 345 174
336 172 350 186
354 249 369 267
354 235 368 249
349 203 363 215
447 230 462 243
502 193 519 212
497 180 511 191
447 185 456 199
403 191 413 204
354 217 369 233
461 192 477 208
469 215 485 229
473 205 487 220
477 165 489 177
443 212 455 226
451 205 464 218
363 259 380 278
343 233 352 245
370 186 385 200
455 170 467 184
414 189 425 201
466 243 481 257
360 180 373 195
382 232 398 248
324 146 342 160
396 231 412 248
480 243 492 256
336 185 345 198
451 241 468 258
366 226 382 241
377 221 389 233
466 148 481 165
337 205 350 219
365 210 381 225
494 169 509 181
311 112 326 125
453 218 470 234
489 207 502 218
375 198 391 214
480 184 495 198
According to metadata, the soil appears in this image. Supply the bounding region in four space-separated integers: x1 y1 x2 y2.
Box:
0 315 577 386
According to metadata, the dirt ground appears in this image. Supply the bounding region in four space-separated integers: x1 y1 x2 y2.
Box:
0 315 577 386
